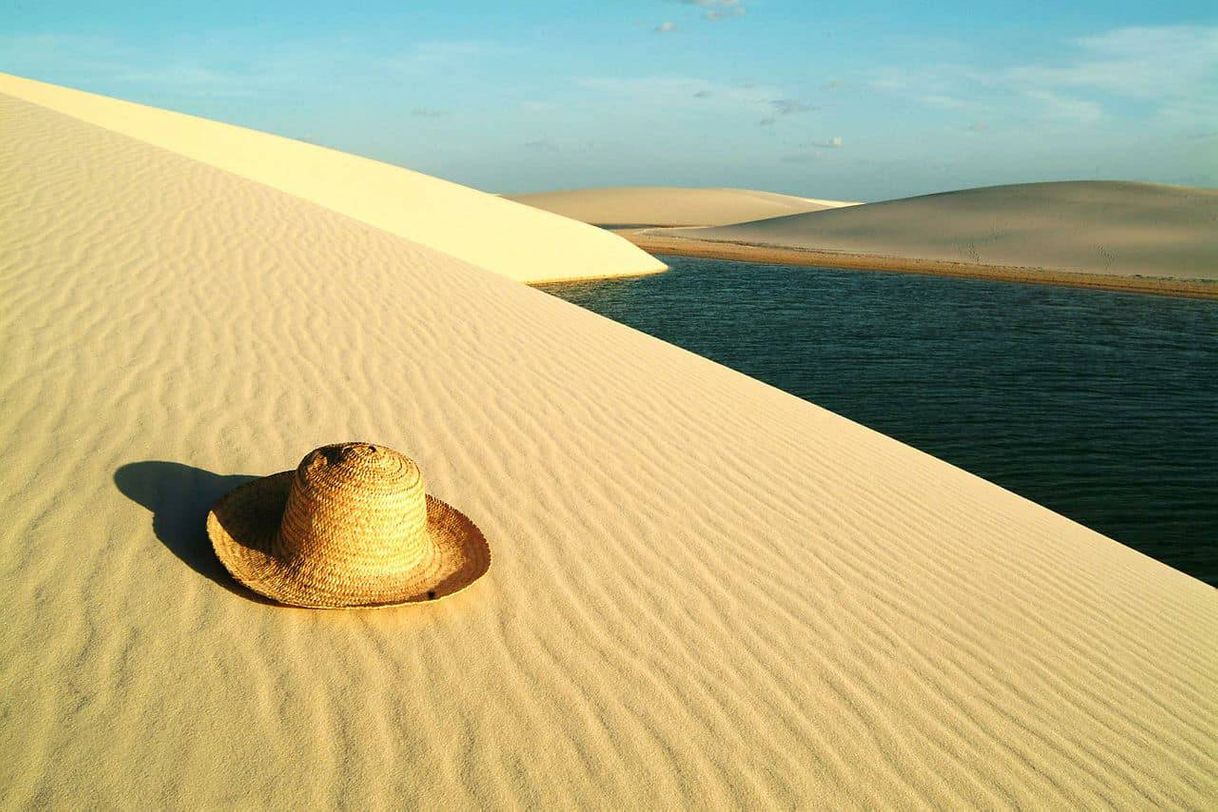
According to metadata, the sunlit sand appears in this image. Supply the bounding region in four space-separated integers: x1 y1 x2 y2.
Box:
635 181 1218 293
2 75 1216 807
512 185 857 227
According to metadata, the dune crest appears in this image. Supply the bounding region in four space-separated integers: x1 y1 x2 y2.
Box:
2 86 1217 808
659 181 1218 280
512 185 858 227
0 72 664 284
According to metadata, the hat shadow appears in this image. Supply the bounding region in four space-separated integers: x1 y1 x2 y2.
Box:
114 461 273 603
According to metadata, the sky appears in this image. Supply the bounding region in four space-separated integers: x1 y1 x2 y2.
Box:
2 1 1216 201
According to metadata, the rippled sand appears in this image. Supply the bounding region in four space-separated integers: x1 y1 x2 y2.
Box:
2 80 1216 808
0 73 663 284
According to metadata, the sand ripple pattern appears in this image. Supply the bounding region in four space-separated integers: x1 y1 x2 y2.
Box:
1 94 1216 808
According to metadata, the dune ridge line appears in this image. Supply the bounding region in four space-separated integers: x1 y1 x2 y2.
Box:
651 180 1218 285
0 72 665 284
511 185 859 227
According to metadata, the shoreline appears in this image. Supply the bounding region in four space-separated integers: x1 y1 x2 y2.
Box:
621 231 1218 300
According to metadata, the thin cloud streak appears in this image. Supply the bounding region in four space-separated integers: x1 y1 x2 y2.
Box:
868 24 1218 128
678 0 747 21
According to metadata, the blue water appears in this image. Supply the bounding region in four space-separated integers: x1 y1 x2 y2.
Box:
541 255 1218 585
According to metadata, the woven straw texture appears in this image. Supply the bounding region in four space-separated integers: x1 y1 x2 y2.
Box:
208 443 490 608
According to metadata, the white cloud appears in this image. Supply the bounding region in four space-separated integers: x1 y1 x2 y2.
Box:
111 65 266 97
869 24 1218 129
580 75 785 109
655 21 677 33
784 136 843 161
0 33 298 97
0 33 506 102
379 40 508 76
1006 25 1218 100
679 0 746 21
770 98 816 115
520 100 558 114
919 94 967 110
580 75 808 128
1002 24 1218 124
1021 89 1103 124
0 33 129 72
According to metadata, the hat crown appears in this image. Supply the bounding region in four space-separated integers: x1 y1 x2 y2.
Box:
275 443 433 578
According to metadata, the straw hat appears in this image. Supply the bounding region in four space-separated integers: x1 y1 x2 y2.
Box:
207 442 490 608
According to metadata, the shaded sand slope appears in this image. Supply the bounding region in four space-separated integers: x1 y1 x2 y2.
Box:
665 181 1218 279
3 94 1217 809
0 72 663 283
511 186 857 227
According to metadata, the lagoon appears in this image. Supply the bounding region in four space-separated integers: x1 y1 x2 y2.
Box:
542 255 1218 585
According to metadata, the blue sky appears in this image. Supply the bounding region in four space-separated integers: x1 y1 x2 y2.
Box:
3 1 1216 200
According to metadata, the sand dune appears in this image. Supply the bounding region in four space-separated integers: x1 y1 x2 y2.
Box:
2 84 1217 808
511 186 857 227
0 73 663 284
662 181 1218 280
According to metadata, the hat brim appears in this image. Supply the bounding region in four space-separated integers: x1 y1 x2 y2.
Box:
207 472 491 609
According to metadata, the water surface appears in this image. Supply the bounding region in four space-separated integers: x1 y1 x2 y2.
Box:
541 256 1218 585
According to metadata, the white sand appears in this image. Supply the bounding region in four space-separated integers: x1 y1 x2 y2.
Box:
2 82 1217 808
511 186 857 227
0 73 664 284
663 181 1218 280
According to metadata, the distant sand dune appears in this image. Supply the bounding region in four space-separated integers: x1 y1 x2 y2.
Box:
660 181 1218 280
2 82 1217 808
511 186 858 227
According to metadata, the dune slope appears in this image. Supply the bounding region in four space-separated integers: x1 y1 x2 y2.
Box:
2 93 1217 808
664 181 1218 280
511 186 857 227
0 72 664 284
